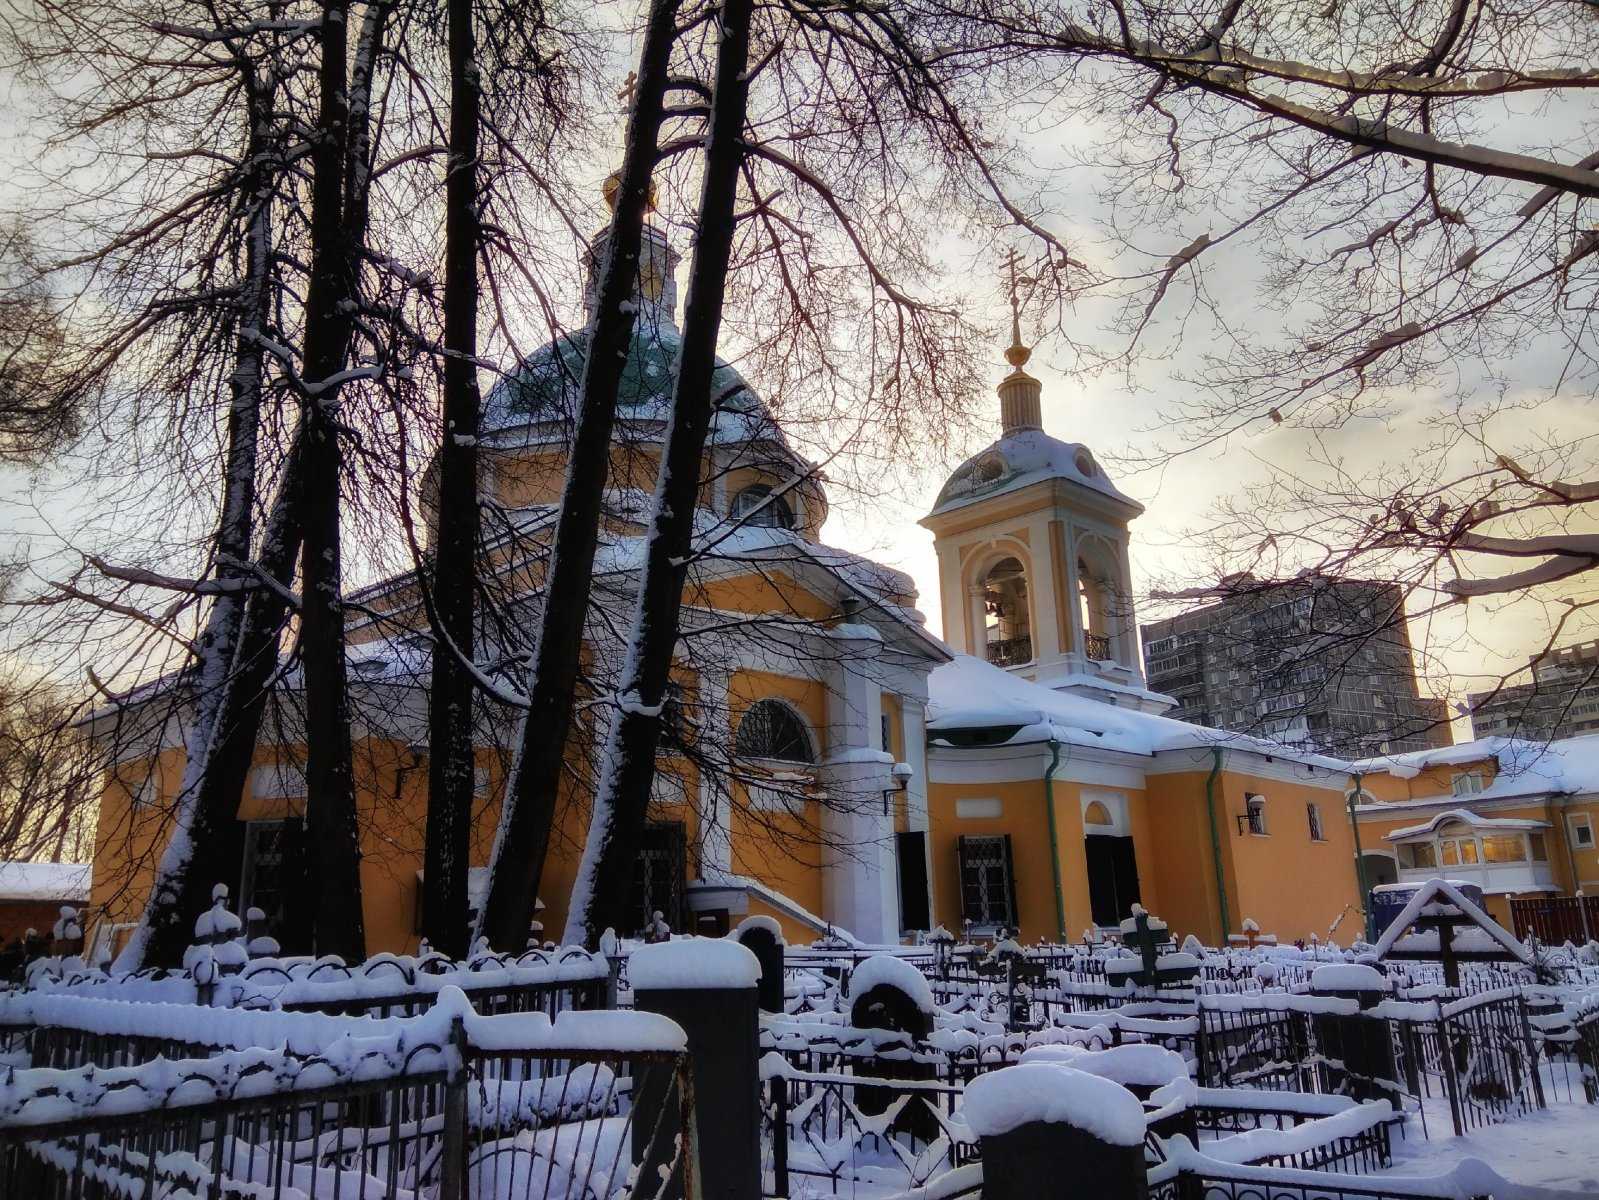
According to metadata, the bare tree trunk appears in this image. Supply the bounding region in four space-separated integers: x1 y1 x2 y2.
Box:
566 0 753 949
296 0 372 962
476 0 681 952
117 65 277 970
421 0 484 960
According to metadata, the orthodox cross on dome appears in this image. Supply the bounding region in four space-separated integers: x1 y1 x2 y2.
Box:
1003 248 1032 373
617 69 639 110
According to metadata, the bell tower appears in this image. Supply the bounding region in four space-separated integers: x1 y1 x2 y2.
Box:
920 274 1170 713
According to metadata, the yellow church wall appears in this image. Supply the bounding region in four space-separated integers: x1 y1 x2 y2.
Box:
1143 767 1360 946
1220 773 1361 944
88 749 187 933
696 571 836 621
926 776 1041 939
1141 771 1230 946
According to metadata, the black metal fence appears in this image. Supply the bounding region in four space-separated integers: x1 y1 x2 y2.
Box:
0 1011 695 1200
1194 989 1554 1137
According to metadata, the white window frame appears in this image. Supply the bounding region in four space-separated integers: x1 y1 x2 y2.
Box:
1570 813 1596 850
1451 772 1485 797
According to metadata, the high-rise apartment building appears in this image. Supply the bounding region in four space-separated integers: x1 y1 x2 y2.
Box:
1468 640 1599 741
1139 575 1449 757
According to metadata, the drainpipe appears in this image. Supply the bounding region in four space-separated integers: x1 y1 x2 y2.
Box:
1204 746 1230 942
1346 771 1374 943
1044 740 1067 942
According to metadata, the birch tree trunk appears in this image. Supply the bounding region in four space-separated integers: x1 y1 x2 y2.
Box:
296 0 373 962
421 0 484 961
115 65 278 970
476 0 681 952
565 0 753 949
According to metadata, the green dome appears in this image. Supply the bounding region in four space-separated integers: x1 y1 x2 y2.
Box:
485 319 757 431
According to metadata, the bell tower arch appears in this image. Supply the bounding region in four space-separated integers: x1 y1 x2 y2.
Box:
920 309 1170 713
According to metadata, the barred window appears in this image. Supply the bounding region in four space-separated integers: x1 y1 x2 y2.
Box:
735 699 814 763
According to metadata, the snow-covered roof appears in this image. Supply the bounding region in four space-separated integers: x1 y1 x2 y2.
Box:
1356 734 1599 800
1384 808 1550 842
1350 737 1518 777
927 428 1142 519
926 654 1346 768
0 863 91 903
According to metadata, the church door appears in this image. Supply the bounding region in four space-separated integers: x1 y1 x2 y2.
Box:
1085 834 1141 928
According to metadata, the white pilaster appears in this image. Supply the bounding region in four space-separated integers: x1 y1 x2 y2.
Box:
698 670 733 877
820 664 901 944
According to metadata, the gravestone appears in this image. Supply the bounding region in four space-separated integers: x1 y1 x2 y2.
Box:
733 915 785 1014
848 954 937 1139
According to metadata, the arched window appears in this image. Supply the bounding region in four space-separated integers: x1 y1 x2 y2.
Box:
1083 800 1113 827
735 699 814 762
1076 540 1121 662
731 484 795 529
982 557 1031 667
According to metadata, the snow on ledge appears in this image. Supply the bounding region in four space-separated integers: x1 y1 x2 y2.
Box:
962 1063 1147 1145
630 937 761 991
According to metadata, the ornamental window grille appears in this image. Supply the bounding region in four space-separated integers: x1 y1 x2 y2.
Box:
1245 794 1268 836
957 834 1016 928
730 484 795 529
240 819 297 939
735 699 814 763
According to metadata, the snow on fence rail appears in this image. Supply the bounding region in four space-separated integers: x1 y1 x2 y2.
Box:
20 944 611 1018
0 986 695 1200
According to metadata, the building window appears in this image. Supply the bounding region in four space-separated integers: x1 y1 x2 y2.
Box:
1451 772 1485 797
1306 802 1325 842
881 712 893 753
982 557 1032 667
627 822 686 935
1439 835 1479 866
1480 834 1528 863
957 834 1015 928
239 819 295 938
1245 794 1268 836
735 699 814 763
1570 815 1595 849
730 484 795 529
1398 841 1437 869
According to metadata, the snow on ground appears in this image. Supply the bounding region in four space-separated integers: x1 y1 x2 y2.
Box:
1386 1098 1599 1195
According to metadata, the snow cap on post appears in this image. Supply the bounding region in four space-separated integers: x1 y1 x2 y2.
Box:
1310 963 1391 993
630 936 761 991
963 1063 1147 1146
845 953 936 1017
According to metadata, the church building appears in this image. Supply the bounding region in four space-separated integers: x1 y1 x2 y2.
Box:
87 192 1593 960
